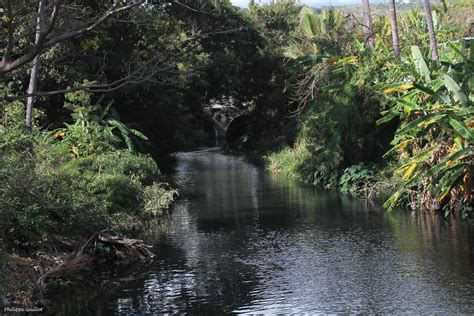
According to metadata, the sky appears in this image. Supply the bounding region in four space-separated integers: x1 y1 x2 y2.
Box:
230 0 385 7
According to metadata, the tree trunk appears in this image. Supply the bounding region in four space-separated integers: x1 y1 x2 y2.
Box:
26 0 44 131
388 0 400 58
26 57 40 131
440 0 448 13
362 0 375 48
422 0 440 63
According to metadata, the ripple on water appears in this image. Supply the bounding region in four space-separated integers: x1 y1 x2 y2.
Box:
49 152 474 314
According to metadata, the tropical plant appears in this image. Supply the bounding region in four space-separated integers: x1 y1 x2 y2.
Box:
378 42 473 217
53 90 148 157
339 164 377 195
298 6 345 41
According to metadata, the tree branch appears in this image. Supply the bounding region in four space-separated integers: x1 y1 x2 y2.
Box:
0 0 145 75
1 25 245 101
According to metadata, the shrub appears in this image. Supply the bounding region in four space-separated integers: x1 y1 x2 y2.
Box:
339 164 377 196
265 141 312 181
142 183 178 217
0 152 107 246
92 151 161 186
0 145 174 247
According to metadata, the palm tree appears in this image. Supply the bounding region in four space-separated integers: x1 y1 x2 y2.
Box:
388 0 400 58
422 0 440 63
362 0 375 48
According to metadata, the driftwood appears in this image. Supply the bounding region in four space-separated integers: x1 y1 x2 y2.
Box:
33 233 155 286
36 252 93 286
97 234 155 262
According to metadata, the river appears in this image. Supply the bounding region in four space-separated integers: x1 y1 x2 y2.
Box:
52 150 474 314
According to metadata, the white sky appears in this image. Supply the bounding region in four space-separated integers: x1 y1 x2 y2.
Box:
230 0 385 7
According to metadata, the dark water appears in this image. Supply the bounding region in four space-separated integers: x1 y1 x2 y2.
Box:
53 150 474 314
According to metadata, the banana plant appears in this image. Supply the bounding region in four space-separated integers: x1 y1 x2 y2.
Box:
52 92 148 157
99 98 148 152
378 42 474 216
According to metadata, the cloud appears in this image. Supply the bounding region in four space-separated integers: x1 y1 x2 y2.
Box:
231 0 251 7
230 0 385 8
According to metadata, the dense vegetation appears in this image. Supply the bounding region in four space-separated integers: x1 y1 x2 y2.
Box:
0 90 177 247
0 0 269 248
0 0 472 306
249 1 474 219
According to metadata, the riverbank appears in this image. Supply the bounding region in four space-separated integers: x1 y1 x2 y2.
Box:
0 97 177 310
232 144 471 220
263 146 393 204
0 230 170 312
47 150 474 314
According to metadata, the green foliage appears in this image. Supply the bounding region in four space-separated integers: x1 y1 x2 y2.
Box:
271 6 392 189
261 1 472 218
56 89 148 157
299 6 319 39
143 183 178 218
0 91 175 247
339 165 377 195
92 151 161 186
265 141 313 182
298 6 344 40
0 100 45 151
379 42 473 216
0 141 175 247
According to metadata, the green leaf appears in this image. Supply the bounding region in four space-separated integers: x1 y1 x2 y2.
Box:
397 113 446 135
107 119 135 151
425 147 474 178
448 118 474 143
434 166 464 200
411 46 430 82
130 129 149 140
443 75 467 105
383 190 402 212
376 110 401 125
299 6 318 38
100 100 114 120
398 98 422 114
428 164 464 190
413 82 450 103
456 107 474 116
398 145 439 170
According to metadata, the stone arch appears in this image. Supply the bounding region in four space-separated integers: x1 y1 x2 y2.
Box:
202 97 249 146
225 114 251 143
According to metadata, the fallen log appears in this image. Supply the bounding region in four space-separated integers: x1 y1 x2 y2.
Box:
97 234 155 261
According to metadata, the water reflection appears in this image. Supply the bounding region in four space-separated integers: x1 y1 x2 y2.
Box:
50 151 474 314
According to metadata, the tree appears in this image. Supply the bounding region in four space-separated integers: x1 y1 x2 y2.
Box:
0 0 145 76
421 0 440 63
362 0 374 48
25 0 44 131
388 0 400 58
0 0 145 129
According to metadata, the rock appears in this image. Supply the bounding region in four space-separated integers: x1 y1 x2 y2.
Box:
6 261 17 271
0 295 10 307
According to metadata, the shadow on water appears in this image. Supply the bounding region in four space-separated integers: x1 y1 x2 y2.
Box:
49 151 474 314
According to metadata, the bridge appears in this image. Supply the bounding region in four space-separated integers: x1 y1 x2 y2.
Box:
203 97 249 146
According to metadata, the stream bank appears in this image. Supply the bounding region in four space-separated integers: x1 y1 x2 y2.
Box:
44 150 474 314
